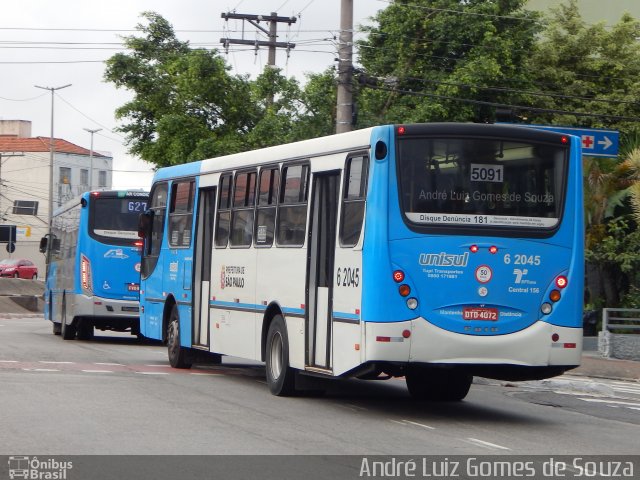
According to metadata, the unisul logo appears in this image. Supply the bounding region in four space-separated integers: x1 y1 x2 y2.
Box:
8 456 73 480
419 251 469 267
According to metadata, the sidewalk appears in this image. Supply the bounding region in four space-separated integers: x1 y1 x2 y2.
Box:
570 352 640 381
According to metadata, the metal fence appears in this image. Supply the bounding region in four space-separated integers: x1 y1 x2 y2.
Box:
602 308 640 333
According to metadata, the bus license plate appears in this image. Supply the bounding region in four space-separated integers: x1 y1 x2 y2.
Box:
127 283 140 292
462 307 498 321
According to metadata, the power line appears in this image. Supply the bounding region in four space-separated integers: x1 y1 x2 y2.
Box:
362 83 640 122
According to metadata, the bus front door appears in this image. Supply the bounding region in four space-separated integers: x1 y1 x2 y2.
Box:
192 187 216 348
306 171 339 370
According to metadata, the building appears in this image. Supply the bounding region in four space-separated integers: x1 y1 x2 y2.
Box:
526 0 640 25
0 120 112 275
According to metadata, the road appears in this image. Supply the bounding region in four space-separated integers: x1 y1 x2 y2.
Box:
1 316 639 456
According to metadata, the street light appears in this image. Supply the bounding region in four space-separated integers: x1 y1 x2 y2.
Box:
34 83 71 230
83 128 102 191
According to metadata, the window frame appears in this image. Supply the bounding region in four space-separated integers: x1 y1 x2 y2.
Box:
254 165 280 248
339 153 369 248
214 173 233 249
229 169 257 249
168 179 196 249
276 161 310 248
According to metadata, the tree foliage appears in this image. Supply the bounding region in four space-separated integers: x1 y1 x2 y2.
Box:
355 0 542 125
527 0 640 130
104 12 335 168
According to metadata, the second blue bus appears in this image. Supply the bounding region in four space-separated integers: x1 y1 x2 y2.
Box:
43 190 149 340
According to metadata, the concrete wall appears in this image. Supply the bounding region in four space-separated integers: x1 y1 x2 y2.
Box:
598 331 640 361
0 120 32 138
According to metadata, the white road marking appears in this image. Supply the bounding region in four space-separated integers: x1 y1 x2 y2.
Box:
135 371 169 375
94 362 124 366
144 364 168 367
39 361 74 364
579 398 640 407
346 403 368 411
25 368 60 372
401 420 435 430
465 438 511 451
81 370 114 373
0 360 18 363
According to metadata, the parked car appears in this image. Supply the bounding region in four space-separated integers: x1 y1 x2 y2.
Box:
0 258 38 279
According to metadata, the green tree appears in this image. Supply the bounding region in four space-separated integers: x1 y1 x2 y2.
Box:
104 12 254 167
356 0 542 125
527 0 640 130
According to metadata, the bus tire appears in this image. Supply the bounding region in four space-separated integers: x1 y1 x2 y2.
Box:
76 319 94 341
405 368 472 402
167 304 193 369
265 315 296 396
60 296 76 340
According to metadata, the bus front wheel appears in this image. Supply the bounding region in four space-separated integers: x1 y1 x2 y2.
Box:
265 315 296 396
405 368 472 402
167 305 193 369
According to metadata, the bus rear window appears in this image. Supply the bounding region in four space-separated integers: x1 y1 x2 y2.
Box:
90 197 148 244
397 137 567 230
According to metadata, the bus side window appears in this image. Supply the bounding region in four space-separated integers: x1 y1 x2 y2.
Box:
255 167 280 247
141 183 168 278
215 174 232 248
277 164 309 247
340 155 369 247
168 180 195 248
230 171 257 247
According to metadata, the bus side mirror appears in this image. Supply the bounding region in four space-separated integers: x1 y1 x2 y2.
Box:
138 210 153 238
39 235 49 253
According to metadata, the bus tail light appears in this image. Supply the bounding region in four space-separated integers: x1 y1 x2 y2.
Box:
81 254 92 293
393 270 405 283
549 290 561 302
406 298 418 310
541 303 552 315
489 246 498 254
469 245 479 253
555 275 568 289
399 284 411 297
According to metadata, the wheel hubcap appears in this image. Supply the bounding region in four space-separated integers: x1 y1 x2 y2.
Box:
269 331 283 380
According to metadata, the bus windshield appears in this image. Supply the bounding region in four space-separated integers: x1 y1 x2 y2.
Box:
89 196 148 245
397 136 567 230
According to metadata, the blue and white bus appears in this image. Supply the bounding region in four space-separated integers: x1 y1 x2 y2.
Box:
43 190 149 340
138 123 583 400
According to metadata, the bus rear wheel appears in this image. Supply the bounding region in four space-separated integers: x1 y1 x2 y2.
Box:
167 304 193 369
265 315 296 396
405 368 472 401
76 319 94 341
60 296 76 340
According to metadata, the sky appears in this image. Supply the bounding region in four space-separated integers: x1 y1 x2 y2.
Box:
0 0 384 190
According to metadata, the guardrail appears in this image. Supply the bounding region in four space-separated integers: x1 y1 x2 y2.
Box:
602 308 640 333
599 308 640 360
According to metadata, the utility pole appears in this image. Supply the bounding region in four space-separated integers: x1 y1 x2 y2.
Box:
221 12 296 103
34 84 71 230
336 0 354 133
83 128 102 191
220 12 296 68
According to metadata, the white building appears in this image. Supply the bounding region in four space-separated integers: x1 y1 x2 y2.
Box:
0 120 113 275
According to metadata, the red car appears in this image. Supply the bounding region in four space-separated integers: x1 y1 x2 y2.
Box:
0 258 38 279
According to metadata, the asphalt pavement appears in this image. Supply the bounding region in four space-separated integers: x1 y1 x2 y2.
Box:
1 311 637 382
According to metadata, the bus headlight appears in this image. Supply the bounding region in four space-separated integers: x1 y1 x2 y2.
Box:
406 298 418 310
